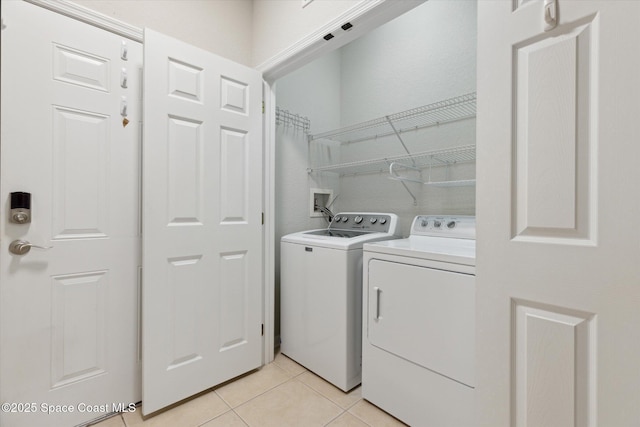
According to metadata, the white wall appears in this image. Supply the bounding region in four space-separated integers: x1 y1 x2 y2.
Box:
339 0 477 125
72 0 403 69
273 50 342 340
72 0 254 65
336 0 477 233
251 0 361 67
275 50 342 240
276 0 477 241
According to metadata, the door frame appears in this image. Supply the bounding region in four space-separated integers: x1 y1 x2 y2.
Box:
19 0 425 365
259 0 425 362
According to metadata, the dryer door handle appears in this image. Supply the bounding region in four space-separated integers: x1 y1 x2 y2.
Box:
374 287 382 321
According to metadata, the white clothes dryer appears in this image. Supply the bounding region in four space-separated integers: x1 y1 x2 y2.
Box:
280 213 399 391
362 215 476 426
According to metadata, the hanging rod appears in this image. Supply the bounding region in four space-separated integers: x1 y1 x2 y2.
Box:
276 106 311 133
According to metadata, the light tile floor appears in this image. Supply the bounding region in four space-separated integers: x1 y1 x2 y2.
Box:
90 352 407 427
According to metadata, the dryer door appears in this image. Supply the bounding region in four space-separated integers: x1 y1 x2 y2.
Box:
367 259 475 387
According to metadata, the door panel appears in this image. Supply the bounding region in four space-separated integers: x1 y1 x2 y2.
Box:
167 116 204 224
219 251 250 350
143 29 263 415
53 43 111 91
52 106 110 238
512 300 594 427
51 271 108 388
0 2 142 426
514 19 595 242
477 1 640 426
220 129 250 222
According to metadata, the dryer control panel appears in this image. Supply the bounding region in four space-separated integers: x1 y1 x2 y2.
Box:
411 215 476 239
330 212 398 235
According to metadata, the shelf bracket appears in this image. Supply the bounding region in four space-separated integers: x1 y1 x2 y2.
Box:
390 161 475 188
399 180 417 206
388 162 418 205
385 116 416 167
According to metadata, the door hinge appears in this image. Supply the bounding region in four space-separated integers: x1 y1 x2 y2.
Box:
262 101 265 114
261 323 264 336
262 212 264 225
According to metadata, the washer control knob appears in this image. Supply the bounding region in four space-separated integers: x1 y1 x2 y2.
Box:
434 220 442 228
342 216 349 223
421 219 428 227
447 221 456 229
379 218 387 224
333 216 340 222
354 216 363 224
370 218 377 224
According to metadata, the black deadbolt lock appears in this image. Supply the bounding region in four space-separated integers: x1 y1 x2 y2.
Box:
10 192 31 224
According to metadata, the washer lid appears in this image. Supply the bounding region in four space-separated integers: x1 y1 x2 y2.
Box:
304 229 372 238
282 229 400 250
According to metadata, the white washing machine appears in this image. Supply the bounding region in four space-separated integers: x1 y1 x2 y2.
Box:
280 212 399 391
362 215 476 427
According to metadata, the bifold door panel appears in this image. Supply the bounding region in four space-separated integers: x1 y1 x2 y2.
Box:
142 29 263 415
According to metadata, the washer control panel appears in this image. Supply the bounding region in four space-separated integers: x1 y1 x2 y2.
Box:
330 213 397 234
412 215 476 239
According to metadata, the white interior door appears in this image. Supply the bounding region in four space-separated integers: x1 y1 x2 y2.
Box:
476 1 640 426
0 2 142 426
143 29 263 415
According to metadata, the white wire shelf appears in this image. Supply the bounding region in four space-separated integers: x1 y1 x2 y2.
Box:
308 92 476 144
308 144 476 177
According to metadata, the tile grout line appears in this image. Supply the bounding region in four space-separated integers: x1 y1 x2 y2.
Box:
216 366 300 411
231 408 251 427
321 408 348 427
275 358 369 422
345 396 365 411
193 407 251 427
348 410 374 427
272 361 309 378
213 389 235 409
348 400 409 427
293 372 364 412
228 372 329 426
322 409 375 427
291 377 345 417
316 388 374 427
194 407 233 427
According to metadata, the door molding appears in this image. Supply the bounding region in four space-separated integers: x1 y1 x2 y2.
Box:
256 0 424 83
262 80 277 362
24 0 142 42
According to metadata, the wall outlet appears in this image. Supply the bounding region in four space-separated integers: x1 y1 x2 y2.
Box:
310 188 333 218
302 0 315 8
